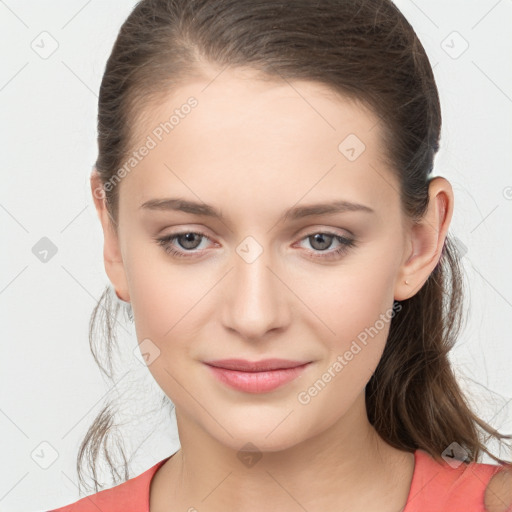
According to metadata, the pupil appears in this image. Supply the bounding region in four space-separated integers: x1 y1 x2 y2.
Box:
181 233 199 249
313 233 331 251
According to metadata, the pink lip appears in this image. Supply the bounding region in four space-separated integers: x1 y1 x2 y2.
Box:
203 358 312 393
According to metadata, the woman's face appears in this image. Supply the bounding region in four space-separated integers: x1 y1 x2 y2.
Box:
109 67 412 452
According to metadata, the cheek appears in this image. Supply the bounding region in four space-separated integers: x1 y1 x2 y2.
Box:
124 242 208 339
125 252 207 406
301 252 398 392
303 258 397 347
295 283 396 431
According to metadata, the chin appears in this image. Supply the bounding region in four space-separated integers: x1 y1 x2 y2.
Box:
202 412 312 454
227 432 303 454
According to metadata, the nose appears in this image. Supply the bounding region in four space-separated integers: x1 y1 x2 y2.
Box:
221 244 290 342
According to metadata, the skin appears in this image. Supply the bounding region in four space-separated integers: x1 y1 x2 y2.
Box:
484 469 512 512
91 66 454 512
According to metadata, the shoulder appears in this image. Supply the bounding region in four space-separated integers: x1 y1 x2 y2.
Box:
484 465 512 512
406 448 510 512
48 456 171 512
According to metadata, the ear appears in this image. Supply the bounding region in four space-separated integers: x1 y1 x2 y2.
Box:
90 170 130 302
394 176 454 301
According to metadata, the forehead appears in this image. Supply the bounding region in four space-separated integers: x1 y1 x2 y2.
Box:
120 68 400 222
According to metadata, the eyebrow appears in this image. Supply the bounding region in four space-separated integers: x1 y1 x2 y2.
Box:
140 198 374 223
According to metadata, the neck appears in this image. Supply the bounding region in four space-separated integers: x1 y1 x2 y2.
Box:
150 393 415 512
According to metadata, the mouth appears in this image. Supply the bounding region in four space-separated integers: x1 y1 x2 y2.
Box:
203 358 312 393
204 358 310 372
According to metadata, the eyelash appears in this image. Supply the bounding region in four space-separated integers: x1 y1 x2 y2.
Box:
155 230 357 261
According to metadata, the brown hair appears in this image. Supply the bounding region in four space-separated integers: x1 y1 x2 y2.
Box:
79 0 512 493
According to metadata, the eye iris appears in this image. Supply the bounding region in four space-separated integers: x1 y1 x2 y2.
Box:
310 233 333 251
178 233 202 250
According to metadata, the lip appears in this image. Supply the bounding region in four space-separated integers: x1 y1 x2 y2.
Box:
204 358 310 371
203 359 312 393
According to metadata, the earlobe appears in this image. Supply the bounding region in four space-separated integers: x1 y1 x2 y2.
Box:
90 170 131 302
394 177 454 301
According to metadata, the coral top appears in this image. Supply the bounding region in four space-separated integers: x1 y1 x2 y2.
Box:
49 448 504 511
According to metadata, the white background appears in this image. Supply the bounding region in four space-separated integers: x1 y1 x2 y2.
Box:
1 1 511 511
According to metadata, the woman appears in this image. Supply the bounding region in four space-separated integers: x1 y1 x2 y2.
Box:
49 0 512 510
